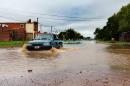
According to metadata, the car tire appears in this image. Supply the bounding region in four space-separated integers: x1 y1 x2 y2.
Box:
46 46 52 50
56 43 63 49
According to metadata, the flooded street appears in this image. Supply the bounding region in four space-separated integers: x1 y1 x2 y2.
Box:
0 41 130 86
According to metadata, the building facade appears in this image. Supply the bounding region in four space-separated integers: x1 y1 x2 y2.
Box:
119 31 130 42
0 19 38 41
26 19 38 40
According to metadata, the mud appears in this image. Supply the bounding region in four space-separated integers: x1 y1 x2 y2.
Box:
0 41 130 86
107 44 130 54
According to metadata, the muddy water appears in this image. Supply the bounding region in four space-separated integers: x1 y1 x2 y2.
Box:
0 41 130 86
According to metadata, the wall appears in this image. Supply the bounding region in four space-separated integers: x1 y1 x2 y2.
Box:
26 22 38 40
0 21 38 41
26 33 33 40
0 23 26 30
0 23 26 41
0 31 12 41
12 29 26 41
26 23 34 33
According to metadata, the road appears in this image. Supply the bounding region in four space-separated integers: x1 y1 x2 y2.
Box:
0 41 130 86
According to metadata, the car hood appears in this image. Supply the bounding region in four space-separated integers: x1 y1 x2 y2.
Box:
28 40 51 44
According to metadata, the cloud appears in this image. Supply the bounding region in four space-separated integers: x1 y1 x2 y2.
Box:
0 0 129 37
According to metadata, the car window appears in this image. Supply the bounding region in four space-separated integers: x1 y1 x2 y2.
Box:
53 35 59 40
35 34 53 40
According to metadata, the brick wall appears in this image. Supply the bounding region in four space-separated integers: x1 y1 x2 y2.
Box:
0 23 26 30
0 31 12 41
12 29 26 41
0 29 26 41
0 21 38 41
0 23 26 41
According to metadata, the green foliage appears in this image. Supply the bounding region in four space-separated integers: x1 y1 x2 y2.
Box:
0 41 26 47
94 3 130 41
84 37 92 40
58 28 83 40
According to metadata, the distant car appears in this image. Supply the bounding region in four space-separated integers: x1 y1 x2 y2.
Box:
26 34 63 50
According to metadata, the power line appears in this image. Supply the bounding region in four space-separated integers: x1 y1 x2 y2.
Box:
38 16 105 21
32 12 105 20
25 12 105 21
0 16 25 22
0 8 106 22
0 7 105 20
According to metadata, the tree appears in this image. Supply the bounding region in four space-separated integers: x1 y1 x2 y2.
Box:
58 32 66 40
58 28 84 40
94 28 101 36
94 3 130 41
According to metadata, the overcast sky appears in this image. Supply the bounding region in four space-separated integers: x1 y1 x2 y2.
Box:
0 0 129 37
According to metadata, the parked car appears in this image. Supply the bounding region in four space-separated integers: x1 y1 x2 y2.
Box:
26 34 63 50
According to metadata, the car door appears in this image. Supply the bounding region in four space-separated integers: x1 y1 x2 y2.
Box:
52 34 58 47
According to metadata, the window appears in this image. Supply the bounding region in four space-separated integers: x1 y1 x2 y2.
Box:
2 24 8 27
20 24 24 28
35 34 53 40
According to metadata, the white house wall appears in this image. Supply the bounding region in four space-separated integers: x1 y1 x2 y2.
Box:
26 23 34 33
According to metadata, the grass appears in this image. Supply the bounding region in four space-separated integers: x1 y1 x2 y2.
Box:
0 41 26 47
96 40 130 45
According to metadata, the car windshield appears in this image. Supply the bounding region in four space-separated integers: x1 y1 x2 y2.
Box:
35 34 53 40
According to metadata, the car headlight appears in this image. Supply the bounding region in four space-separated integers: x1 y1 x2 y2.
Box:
43 42 50 46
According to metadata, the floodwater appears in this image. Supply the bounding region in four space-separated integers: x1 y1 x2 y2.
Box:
0 41 130 86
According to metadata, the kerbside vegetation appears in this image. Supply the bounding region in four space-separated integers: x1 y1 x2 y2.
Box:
94 3 130 42
0 41 26 47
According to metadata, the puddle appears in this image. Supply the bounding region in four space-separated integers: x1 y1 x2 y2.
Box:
0 41 130 85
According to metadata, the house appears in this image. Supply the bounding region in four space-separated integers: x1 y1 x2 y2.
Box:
0 23 26 41
0 19 38 41
26 19 38 40
119 31 130 42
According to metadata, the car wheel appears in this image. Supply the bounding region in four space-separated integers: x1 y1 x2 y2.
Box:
56 43 63 49
46 46 52 50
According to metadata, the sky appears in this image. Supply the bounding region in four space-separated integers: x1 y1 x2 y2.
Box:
0 0 129 37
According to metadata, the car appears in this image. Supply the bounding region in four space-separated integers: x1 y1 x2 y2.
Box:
26 34 63 50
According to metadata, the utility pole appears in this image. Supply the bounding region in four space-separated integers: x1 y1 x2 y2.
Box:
35 17 39 37
51 26 53 33
39 24 43 33
37 18 39 31
37 17 39 23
